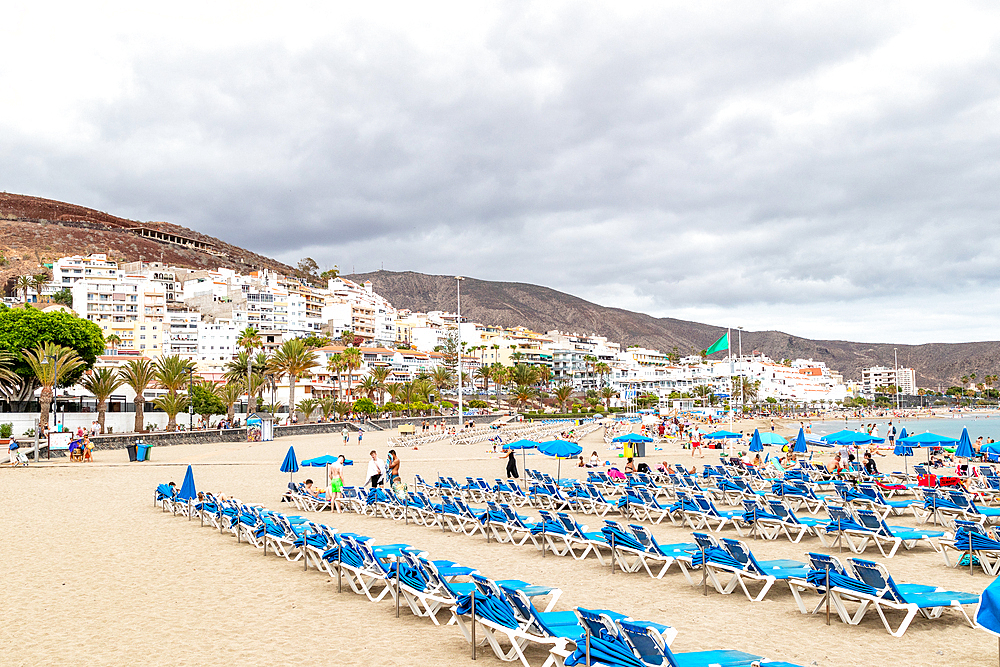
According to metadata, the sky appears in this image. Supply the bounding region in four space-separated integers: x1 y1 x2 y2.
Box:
3 2 1000 344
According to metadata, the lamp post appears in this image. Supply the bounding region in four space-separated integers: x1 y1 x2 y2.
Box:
187 367 194 431
456 276 464 431
893 348 900 412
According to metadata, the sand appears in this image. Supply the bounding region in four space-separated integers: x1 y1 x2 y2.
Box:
2 420 993 667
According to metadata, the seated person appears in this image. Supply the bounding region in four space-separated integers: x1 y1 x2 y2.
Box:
576 456 586 468
862 451 878 475
588 451 601 467
302 479 320 497
623 457 636 474
826 453 845 474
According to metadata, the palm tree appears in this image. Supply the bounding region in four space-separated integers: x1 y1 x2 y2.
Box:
106 334 122 355
269 338 318 423
153 393 189 431
0 351 19 397
78 367 124 434
119 358 157 432
601 386 615 411
319 396 338 421
358 375 379 402
296 398 319 423
553 384 573 412
491 364 507 409
31 274 49 301
154 355 198 431
514 386 536 411
412 378 433 403
334 401 352 420
327 353 345 401
475 366 492 398
341 347 363 400
236 327 262 413
510 363 537 388
369 366 392 405
431 365 454 397
594 362 611 387
15 275 32 303
219 380 244 423
22 343 85 428
693 384 713 407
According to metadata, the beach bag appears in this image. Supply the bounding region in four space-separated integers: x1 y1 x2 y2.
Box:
918 474 936 487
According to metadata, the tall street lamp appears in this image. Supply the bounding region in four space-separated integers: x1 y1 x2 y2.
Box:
46 354 59 457
456 276 464 429
187 367 194 431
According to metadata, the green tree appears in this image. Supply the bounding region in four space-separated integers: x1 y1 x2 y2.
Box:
22 343 85 428
353 397 377 417
320 266 340 281
78 367 124 434
219 380 244 423
297 257 319 275
154 355 198 430
153 393 189 431
269 338 318 423
236 327 262 413
0 309 104 395
15 275 32 303
319 396 338 420
296 398 319 422
369 366 392 405
431 365 454 395
341 347 363 400
119 358 156 433
51 288 73 306
553 384 573 412
601 386 615 411
300 333 333 349
190 382 226 426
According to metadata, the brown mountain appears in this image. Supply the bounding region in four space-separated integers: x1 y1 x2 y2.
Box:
0 192 296 279
345 270 1000 388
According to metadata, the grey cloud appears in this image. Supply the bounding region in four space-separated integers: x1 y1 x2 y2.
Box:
2 4 1000 341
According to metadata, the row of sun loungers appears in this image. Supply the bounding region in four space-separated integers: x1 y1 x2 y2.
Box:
154 484 803 667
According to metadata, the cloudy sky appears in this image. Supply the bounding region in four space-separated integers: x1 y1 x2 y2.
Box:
4 2 1000 344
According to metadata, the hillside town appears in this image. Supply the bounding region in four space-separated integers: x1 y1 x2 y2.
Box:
1 253 924 431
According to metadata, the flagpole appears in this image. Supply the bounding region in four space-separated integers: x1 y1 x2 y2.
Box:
728 327 733 455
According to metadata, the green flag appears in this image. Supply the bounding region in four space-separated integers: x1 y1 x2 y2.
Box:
705 332 728 355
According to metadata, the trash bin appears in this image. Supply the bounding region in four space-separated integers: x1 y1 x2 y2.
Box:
126 444 138 462
633 442 646 458
136 443 150 462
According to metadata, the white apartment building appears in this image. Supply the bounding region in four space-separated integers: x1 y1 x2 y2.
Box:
862 366 917 397
71 278 166 355
197 318 239 364
323 278 397 346
53 254 119 286
165 310 200 359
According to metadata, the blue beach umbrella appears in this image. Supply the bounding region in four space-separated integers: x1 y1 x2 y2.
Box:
758 432 787 446
898 428 908 441
505 439 538 485
302 454 340 466
823 430 885 445
893 441 914 476
703 430 742 439
177 464 197 502
792 428 808 455
955 427 975 460
612 433 653 443
898 432 958 447
280 446 299 484
975 576 1000 663
748 429 763 453
538 439 583 482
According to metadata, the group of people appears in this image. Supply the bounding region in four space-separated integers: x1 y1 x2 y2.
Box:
296 449 400 513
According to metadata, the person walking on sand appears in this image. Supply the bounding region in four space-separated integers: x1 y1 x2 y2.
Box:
329 455 346 512
342 426 350 445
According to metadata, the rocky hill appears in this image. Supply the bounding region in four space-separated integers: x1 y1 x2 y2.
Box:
345 270 1000 387
0 193 296 279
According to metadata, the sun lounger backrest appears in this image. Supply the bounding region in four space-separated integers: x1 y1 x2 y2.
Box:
692 532 718 550
618 619 678 667
719 538 754 571
807 552 848 576
848 558 900 602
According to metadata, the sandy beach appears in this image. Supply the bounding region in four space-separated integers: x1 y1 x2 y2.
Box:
3 420 993 667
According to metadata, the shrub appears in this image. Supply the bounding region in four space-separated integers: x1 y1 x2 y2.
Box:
0 423 13 438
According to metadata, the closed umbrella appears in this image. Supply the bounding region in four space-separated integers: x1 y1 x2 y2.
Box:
893 441 914 477
748 429 763 453
280 446 299 484
538 439 582 482
177 464 196 502
792 428 808 455
955 427 975 461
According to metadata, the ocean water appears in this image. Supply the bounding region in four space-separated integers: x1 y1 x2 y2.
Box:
809 415 1000 442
